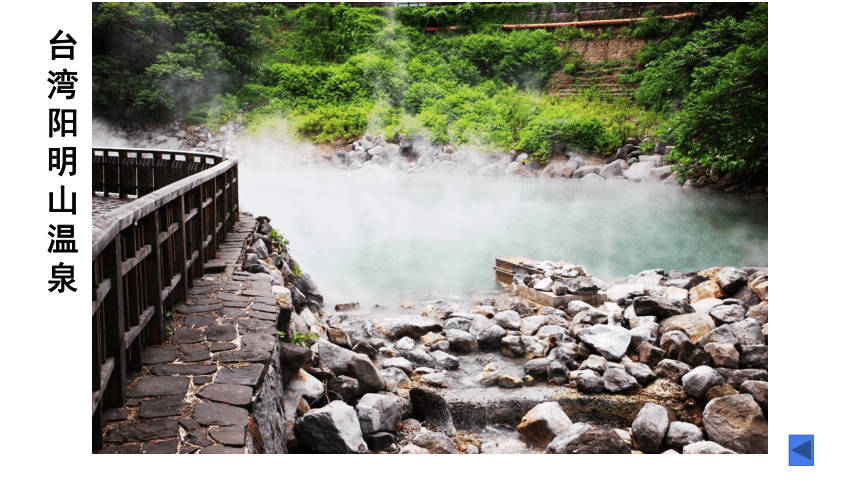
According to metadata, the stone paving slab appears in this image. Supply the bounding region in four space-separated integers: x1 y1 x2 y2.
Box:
139 395 185 418
99 216 284 454
197 384 253 406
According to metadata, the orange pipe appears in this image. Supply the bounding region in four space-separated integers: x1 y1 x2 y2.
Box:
423 11 696 32
502 12 696 29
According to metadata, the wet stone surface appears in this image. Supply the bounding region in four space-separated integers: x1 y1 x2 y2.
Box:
98 216 280 454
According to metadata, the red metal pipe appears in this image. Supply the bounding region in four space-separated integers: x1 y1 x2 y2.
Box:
502 11 696 29
423 11 696 32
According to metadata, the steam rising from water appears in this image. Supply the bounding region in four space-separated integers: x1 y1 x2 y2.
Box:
236 135 767 306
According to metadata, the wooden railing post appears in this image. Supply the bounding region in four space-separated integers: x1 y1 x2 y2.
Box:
103 238 127 408
143 210 165 345
92 148 235 451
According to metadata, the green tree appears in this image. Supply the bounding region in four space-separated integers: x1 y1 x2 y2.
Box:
636 3 767 176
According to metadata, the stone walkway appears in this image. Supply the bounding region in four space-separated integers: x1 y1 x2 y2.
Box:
97 215 285 454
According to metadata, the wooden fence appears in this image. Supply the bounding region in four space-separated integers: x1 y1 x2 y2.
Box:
91 148 239 451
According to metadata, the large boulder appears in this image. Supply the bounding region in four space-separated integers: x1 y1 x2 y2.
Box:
660 330 696 361
401 348 435 369
445 328 478 353
607 283 645 303
624 362 657 386
683 441 737 454
603 368 639 393
624 160 655 182
632 296 693 320
317 340 386 394
476 324 506 350
740 345 768 370
648 165 675 182
704 343 740 369
660 313 716 345
572 308 609 326
294 272 324 311
516 402 573 447
573 369 603 394
681 366 725 398
431 350 459 370
709 304 746 325
380 367 411 393
377 317 443 339
655 359 692 384
315 339 355 375
347 355 387 394
599 158 629 178
716 267 747 293
578 325 631 361
573 165 601 178
690 280 724 303
631 402 669 453
729 319 766 346
355 393 402 434
382 357 413 375
411 431 458 454
409 386 456 434
326 375 361 404
492 310 522 330
720 368 768 390
520 315 549 335
286 368 325 402
546 422 593 454
629 322 659 347
294 401 368 453
549 428 631 454
703 394 768 453
739 380 768 414
664 421 703 452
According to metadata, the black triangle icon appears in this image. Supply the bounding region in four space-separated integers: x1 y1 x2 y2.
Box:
791 440 812 460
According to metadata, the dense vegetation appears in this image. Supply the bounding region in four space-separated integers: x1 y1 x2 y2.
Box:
631 3 767 178
93 2 767 178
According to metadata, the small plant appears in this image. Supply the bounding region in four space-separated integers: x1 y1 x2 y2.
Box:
292 266 302 277
277 330 286 341
270 228 289 252
640 140 656 154
292 331 317 348
164 323 173 338
561 50 583 76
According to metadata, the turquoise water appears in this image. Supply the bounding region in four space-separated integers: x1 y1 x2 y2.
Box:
241 166 767 305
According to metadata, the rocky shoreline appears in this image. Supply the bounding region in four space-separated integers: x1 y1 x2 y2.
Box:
250 216 768 454
94 121 767 199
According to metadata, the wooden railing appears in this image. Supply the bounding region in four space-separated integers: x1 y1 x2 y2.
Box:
91 147 239 451
92 148 225 198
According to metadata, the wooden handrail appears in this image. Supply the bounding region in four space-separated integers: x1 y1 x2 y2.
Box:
91 147 239 451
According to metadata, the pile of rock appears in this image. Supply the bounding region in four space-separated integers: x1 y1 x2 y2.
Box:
329 133 678 185
277 259 766 453
517 395 766 454
241 215 324 318
97 121 240 156
328 133 766 197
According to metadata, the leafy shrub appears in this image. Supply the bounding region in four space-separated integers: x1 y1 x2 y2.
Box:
403 81 448 113
635 3 767 176
518 108 614 159
293 103 373 142
553 26 585 42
